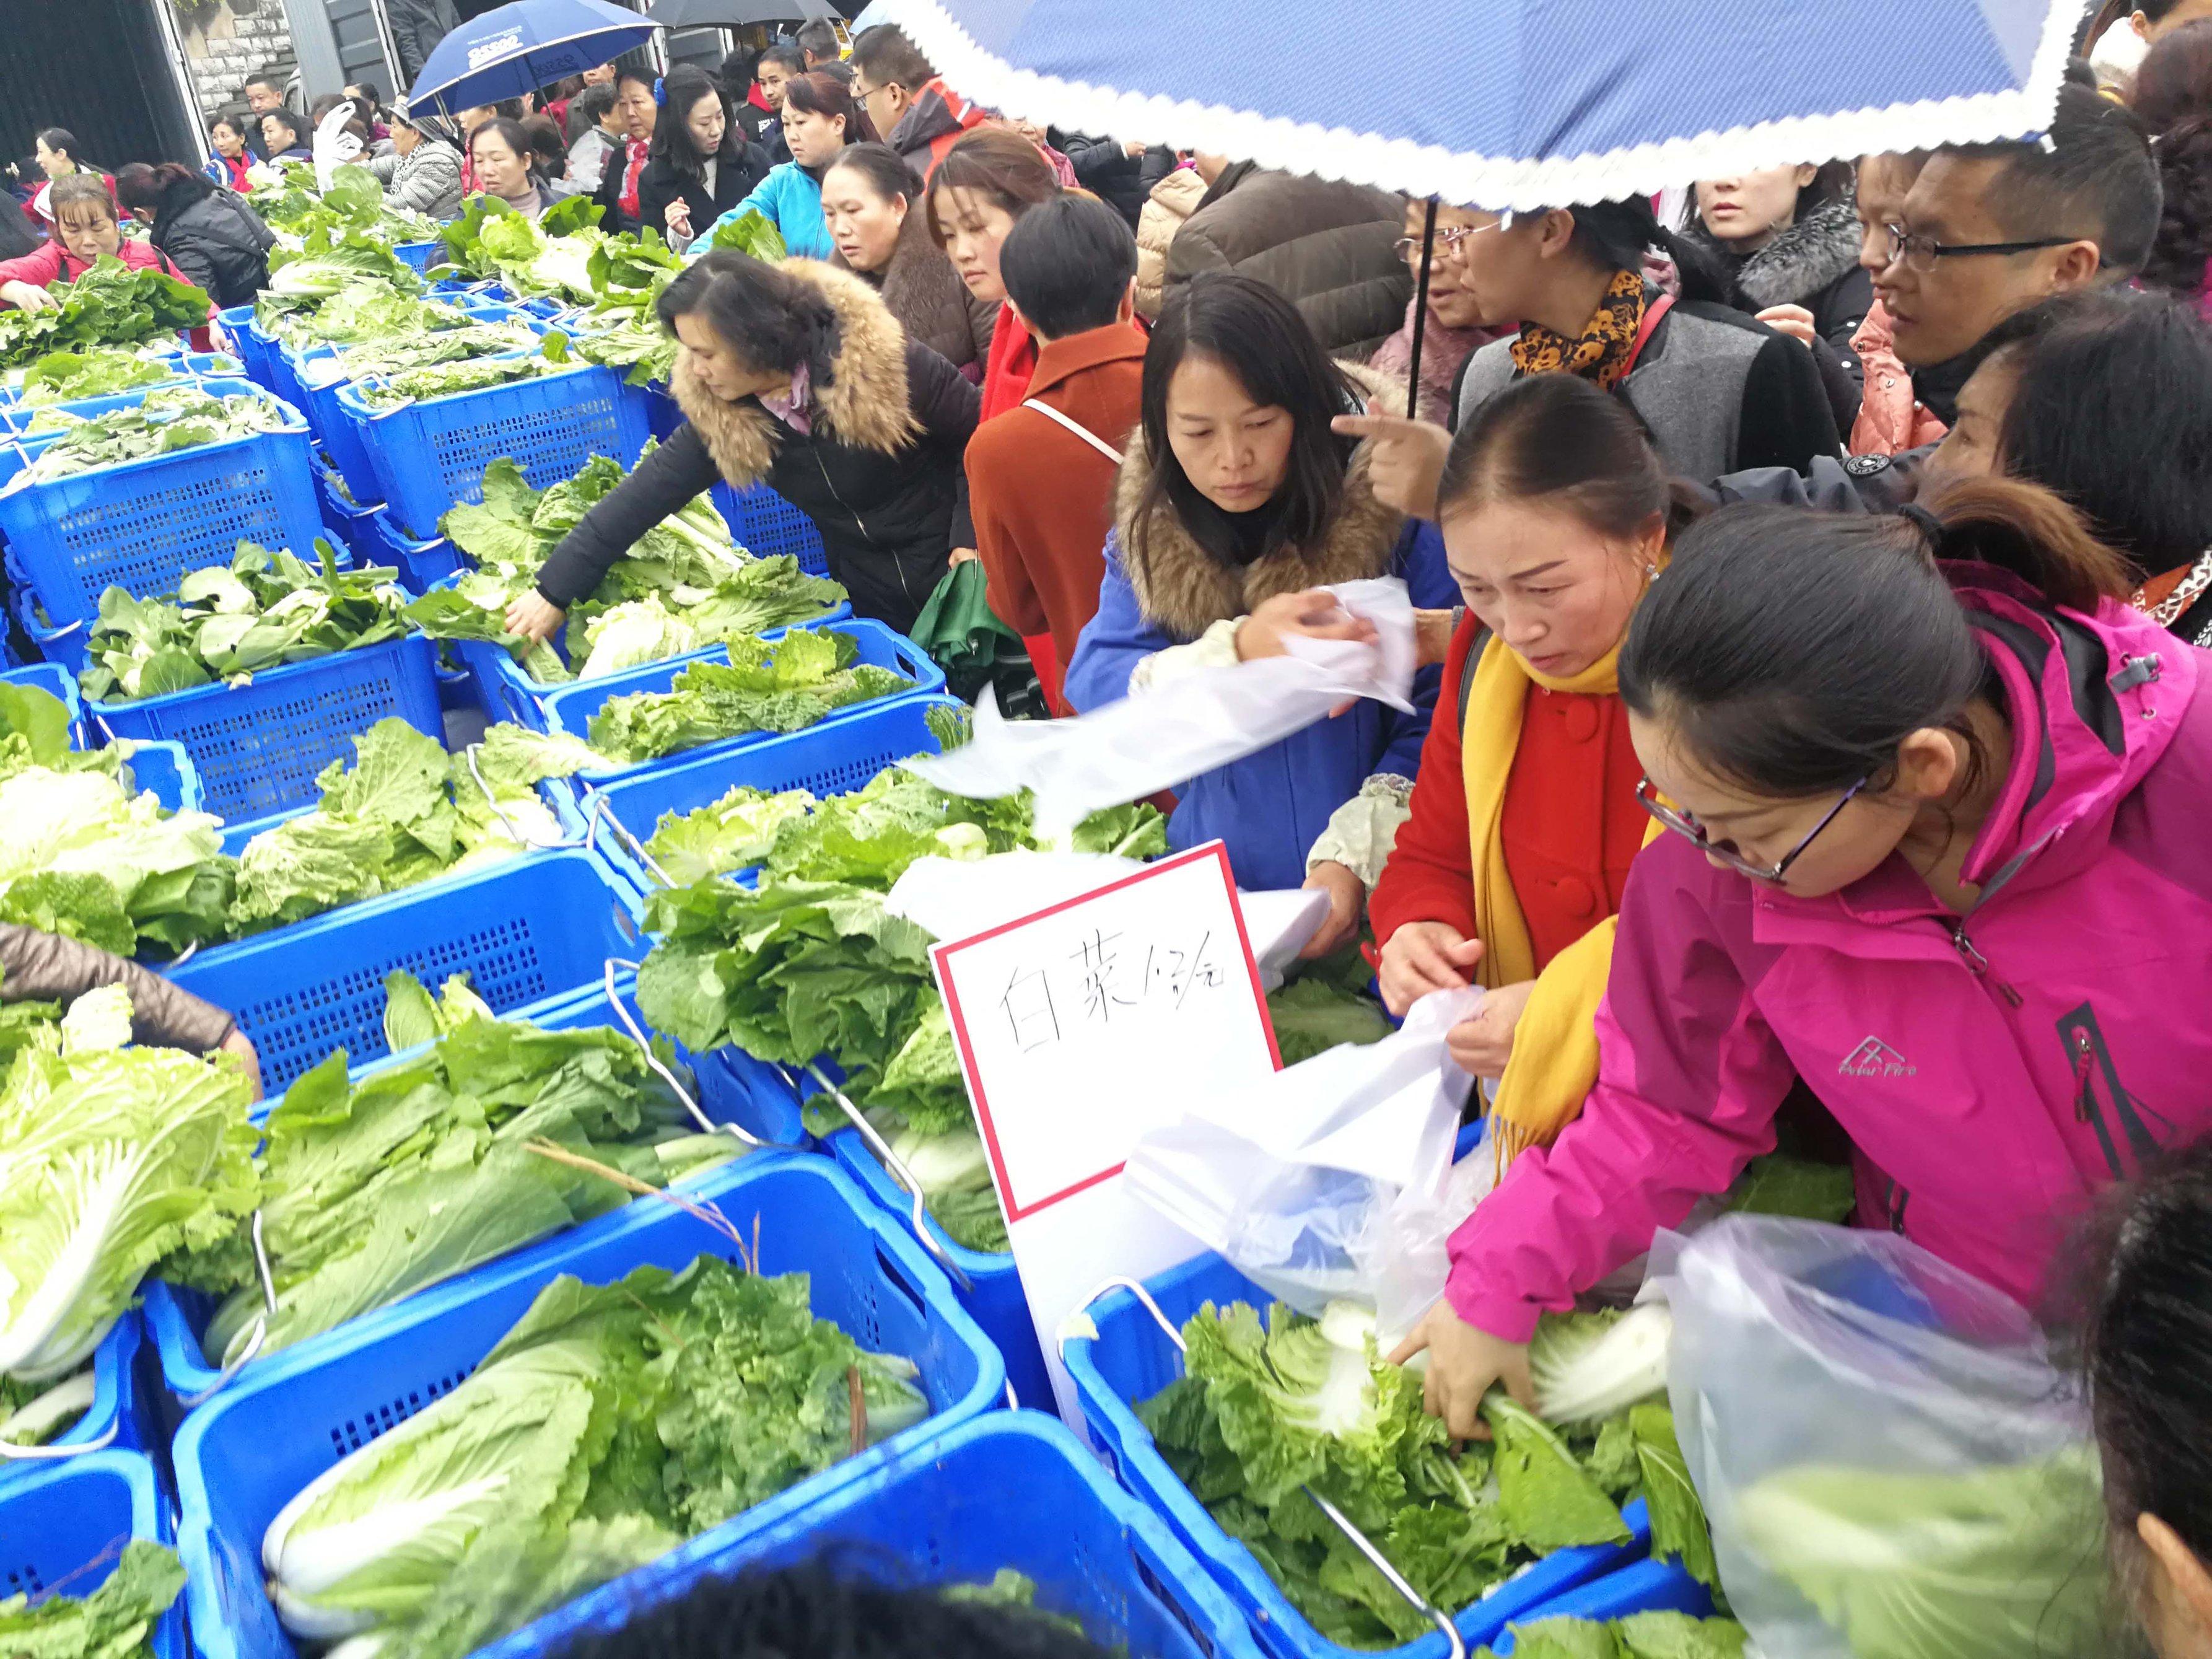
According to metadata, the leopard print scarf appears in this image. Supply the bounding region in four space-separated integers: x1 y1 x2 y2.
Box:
1508 266 1650 390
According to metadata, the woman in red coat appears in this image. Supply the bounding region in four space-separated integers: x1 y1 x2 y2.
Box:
0 176 217 344
1362 372 1683 1163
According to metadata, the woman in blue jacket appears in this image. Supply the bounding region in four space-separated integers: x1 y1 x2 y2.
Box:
695 72 876 261
1065 272 1454 893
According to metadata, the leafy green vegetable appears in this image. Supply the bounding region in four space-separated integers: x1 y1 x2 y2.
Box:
646 786 818 886
1140 1300 1640 1649
0 256 210 370
380 970 495 1054
437 452 845 681
354 344 566 412
262 1256 925 1656
248 160 439 248
266 223 423 299
302 322 545 387
1266 973 1392 1066
257 284 478 351
9 386 289 488
12 347 180 405
175 999 745 1368
0 1365 95 1448
706 209 789 262
1631 1401 1721 1597
1475 1612 1748 1659
587 630 912 764
227 719 604 933
1723 1155 1858 1224
0 1539 186 1659
1736 1442 2106 1659
0 702 235 956
437 195 606 304
1532 1303 1671 1426
0 1002 259 1381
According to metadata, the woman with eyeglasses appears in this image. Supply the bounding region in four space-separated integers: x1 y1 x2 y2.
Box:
1364 375 1687 1148
1390 473 2212 1441
1365 201 1514 426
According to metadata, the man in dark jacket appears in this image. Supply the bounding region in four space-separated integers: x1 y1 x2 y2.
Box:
390 0 464 88
850 25 989 183
115 162 275 307
1052 133 1176 231
1163 158 1412 357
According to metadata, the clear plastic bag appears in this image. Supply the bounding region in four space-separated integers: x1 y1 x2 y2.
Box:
1122 987 1491 1346
1642 1217 2107 1659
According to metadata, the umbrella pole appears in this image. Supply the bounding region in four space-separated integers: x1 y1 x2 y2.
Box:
1405 196 1438 421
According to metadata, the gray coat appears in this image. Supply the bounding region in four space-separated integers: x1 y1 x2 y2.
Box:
389 0 463 84
370 141 462 219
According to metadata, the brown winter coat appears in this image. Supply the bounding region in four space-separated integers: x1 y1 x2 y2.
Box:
1163 163 1412 357
0 923 235 1052
836 204 997 377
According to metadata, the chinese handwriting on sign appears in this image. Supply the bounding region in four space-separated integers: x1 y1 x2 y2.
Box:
996 928 1229 1051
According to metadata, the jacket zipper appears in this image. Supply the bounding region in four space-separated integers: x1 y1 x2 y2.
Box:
2071 1028 2097 1123
1949 919 2024 1006
811 450 917 606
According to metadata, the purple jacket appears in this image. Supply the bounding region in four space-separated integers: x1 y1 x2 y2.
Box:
1448 565 2212 1341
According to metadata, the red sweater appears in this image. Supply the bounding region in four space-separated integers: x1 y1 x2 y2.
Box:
968 323 1147 712
1369 616 1646 970
0 237 213 326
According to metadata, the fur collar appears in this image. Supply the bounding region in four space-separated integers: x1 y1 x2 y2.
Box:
1688 195 1862 312
1113 361 1408 639
671 258 920 489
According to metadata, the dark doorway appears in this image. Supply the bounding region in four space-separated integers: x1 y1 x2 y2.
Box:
0 0 198 170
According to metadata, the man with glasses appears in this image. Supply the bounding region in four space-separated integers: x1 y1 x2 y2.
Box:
850 24 990 183
1861 83 2158 452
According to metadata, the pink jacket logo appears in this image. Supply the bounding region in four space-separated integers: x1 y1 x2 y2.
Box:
1840 1037 1917 1078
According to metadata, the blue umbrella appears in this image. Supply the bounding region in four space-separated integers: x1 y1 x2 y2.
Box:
874 0 2087 209
408 0 665 115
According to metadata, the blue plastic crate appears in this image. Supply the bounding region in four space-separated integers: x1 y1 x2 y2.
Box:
291 353 382 503
568 694 960 896
1064 1254 1651 1659
310 459 385 559
87 633 442 824
0 351 242 412
1488 1560 1715 1654
483 1413 1270 1659
0 379 322 628
0 659 81 738
142 969 797 1405
245 318 305 409
0 1314 149 1489
543 619 945 786
369 517 464 595
0 1451 186 1659
172 1155 1005 1659
162 846 646 1094
337 362 650 540
218 305 276 390
126 741 202 815
709 479 831 578
393 239 442 273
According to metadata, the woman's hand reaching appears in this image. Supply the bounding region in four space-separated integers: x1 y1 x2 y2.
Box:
503 591 567 644
1235 588 1379 662
1389 1302 1534 1440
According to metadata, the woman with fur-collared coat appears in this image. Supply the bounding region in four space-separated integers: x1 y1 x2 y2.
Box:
1064 273 1456 892
514 252 979 637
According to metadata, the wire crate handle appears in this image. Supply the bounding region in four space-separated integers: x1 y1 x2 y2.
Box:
773 1059 976 1295
177 1210 278 1408
600 958 803 1155
585 792 676 889
462 743 584 851
1059 1279 1467 1659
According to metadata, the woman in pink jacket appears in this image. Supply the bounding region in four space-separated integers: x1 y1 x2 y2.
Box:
1396 474 2212 1436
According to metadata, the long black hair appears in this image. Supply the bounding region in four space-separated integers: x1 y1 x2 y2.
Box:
1982 289 2212 580
1561 196 1731 306
1619 477 2131 797
658 250 841 393
1130 271 1357 583
2133 20 2212 298
651 64 743 182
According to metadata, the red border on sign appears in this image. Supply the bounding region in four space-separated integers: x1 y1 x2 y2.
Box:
933 840 1281 1222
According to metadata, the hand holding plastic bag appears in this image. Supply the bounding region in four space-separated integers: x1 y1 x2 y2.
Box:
1123 985 1489 1346
904 577 1417 843
1643 1217 2107 1659
312 100 364 193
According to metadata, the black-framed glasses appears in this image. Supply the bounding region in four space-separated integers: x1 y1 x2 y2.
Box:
1635 775 1869 883
1881 222 2078 274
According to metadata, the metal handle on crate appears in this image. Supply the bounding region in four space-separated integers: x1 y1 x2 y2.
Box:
40 616 85 641
1059 1280 1466 1659
462 743 582 851
600 958 797 1153
586 794 676 889
0 1371 121 1460
177 1210 277 1408
777 1060 975 1293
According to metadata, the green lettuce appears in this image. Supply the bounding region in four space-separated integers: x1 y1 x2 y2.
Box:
0 256 209 370
1476 1612 1747 1659
587 630 913 765
11 386 288 488
12 346 177 405
0 1539 185 1659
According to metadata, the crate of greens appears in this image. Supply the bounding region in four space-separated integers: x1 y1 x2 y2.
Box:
479 1414 1271 1659
0 344 237 409
0 1453 188 1659
337 344 650 540
542 619 943 785
1063 1257 1721 1659
78 541 447 822
0 379 321 629
416 452 849 729
0 252 211 373
143 964 786 1403
173 1155 1003 1659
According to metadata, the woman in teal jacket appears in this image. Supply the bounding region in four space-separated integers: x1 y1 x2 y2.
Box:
696 72 876 261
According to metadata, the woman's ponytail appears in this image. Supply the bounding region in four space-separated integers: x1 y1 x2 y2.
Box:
1910 475 2135 614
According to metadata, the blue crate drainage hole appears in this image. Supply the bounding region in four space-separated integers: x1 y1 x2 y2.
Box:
59 458 289 594
1135 1553 1214 1657
800 748 904 797
238 925 553 1083
333 1365 474 1457
432 396 625 499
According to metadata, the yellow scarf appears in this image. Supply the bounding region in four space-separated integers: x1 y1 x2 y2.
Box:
1461 633 1663 1167
1507 268 1650 390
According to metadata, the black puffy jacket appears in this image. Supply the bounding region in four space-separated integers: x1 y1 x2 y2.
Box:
151 178 275 308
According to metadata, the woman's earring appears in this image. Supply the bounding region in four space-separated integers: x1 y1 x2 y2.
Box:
1644 562 1659 581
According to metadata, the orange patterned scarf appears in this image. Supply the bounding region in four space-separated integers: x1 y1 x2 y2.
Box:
1508 267 1650 390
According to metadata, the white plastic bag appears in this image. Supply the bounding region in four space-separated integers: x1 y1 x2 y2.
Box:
1643 1217 2105 1659
1123 987 1489 1346
903 577 1417 843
